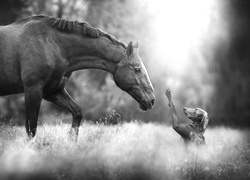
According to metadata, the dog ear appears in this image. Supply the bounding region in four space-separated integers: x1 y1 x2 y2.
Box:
201 112 209 132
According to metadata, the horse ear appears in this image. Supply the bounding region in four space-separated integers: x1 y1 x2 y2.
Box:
127 41 134 56
134 40 139 49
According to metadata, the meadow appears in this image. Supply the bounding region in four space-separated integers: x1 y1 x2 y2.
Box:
0 122 249 180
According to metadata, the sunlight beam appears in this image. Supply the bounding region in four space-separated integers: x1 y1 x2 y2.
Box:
146 0 216 74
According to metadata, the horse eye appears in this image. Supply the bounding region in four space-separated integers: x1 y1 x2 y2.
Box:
134 68 141 73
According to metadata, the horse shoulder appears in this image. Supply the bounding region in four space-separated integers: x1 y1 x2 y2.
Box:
18 22 68 88
0 25 22 81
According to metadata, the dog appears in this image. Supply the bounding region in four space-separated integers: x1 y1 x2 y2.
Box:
165 89 209 145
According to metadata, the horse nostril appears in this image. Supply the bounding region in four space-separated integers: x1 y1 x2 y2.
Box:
151 99 155 106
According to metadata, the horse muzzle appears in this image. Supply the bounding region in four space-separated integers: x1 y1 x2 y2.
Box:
139 93 156 111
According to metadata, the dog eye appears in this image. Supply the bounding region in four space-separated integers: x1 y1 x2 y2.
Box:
134 68 141 73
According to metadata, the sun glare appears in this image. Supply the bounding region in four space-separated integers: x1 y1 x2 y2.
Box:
146 0 216 74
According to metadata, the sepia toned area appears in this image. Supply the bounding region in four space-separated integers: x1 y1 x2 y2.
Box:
0 0 250 180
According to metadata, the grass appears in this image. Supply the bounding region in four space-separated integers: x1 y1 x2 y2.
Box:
0 122 250 180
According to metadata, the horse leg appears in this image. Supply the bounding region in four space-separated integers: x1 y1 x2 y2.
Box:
44 88 83 141
24 85 43 138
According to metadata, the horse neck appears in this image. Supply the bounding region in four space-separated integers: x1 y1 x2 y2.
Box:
58 33 126 74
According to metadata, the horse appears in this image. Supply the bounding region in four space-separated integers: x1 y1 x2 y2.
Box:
0 15 156 140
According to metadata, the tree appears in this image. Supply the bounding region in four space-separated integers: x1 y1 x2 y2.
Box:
210 1 250 126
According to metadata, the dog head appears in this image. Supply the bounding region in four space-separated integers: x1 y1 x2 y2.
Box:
183 107 209 131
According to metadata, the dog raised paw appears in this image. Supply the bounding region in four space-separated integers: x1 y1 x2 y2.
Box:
165 89 172 99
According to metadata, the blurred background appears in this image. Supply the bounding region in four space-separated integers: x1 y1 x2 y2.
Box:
0 0 249 127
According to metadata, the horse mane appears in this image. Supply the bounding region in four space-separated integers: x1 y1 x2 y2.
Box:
38 15 126 48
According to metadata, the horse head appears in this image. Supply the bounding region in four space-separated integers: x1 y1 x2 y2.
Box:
113 41 156 111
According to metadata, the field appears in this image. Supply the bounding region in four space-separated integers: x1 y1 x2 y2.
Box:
0 122 249 180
